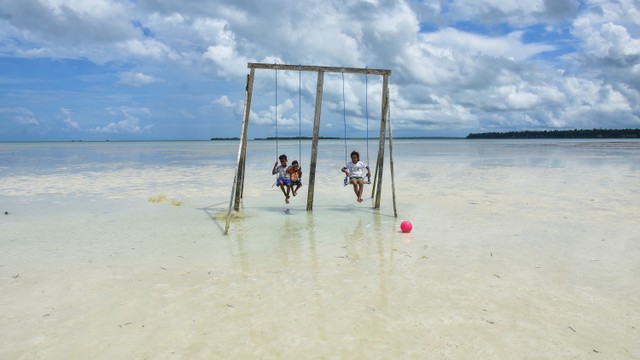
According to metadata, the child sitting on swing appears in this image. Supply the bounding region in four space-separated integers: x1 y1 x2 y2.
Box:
341 150 371 203
287 160 302 196
272 154 292 203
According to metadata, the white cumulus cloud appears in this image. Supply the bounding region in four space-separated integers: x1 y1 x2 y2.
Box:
60 108 80 129
93 107 153 134
117 71 160 87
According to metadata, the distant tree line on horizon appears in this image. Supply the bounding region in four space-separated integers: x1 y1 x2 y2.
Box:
466 128 640 139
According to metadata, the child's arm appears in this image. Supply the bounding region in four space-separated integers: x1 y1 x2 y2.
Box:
341 166 349 176
272 161 278 175
365 165 371 178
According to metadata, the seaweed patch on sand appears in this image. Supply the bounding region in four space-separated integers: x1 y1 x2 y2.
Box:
148 194 183 206
213 210 246 220
148 194 168 203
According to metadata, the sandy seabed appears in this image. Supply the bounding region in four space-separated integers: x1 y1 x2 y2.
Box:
1 140 639 359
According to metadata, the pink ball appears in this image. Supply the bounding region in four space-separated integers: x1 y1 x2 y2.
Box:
400 220 412 233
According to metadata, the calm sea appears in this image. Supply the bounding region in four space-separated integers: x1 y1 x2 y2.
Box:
1 139 639 178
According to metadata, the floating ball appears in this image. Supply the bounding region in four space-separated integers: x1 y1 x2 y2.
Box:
400 220 412 233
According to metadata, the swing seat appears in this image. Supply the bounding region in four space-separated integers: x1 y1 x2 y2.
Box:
274 178 292 187
343 175 371 186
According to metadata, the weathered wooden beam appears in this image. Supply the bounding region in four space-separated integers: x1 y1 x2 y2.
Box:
248 63 391 76
234 69 255 211
226 69 254 234
374 74 389 209
306 70 325 211
387 96 397 218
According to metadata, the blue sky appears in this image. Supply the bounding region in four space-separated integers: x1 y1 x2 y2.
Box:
1 0 639 141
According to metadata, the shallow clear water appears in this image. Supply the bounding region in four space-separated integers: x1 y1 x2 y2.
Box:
1 139 639 359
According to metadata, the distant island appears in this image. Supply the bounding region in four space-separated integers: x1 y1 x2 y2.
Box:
210 137 240 141
466 128 640 139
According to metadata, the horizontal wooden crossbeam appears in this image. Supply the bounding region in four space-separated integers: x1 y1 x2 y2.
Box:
248 62 391 76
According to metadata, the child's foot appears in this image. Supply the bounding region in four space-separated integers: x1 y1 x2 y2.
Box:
285 196 290 204
292 189 297 196
357 197 363 203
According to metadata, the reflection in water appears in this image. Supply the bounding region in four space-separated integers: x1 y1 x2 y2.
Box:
373 212 391 312
229 219 250 274
339 211 394 312
220 202 401 323
276 215 299 265
344 218 366 263
305 213 327 338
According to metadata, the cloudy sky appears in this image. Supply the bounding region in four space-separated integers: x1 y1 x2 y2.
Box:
1 0 639 141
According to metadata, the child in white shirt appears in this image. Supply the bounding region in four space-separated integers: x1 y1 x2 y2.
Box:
341 150 371 203
272 154 292 203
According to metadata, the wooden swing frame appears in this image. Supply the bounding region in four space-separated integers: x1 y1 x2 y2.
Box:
225 63 397 234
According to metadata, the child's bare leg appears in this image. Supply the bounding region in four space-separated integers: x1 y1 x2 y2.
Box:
351 180 359 200
280 183 289 201
357 179 364 202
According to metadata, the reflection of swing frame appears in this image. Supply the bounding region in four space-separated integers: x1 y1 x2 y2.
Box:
225 63 397 234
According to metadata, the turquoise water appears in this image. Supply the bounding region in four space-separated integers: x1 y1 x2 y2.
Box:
2 138 638 175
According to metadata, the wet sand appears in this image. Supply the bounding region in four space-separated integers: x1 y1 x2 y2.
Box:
1 140 639 359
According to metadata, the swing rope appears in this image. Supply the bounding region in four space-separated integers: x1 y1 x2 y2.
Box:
298 69 302 162
342 73 350 186
365 72 369 166
365 72 371 184
341 72 371 187
274 69 279 158
342 72 348 165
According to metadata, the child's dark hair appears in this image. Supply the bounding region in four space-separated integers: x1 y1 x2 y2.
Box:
350 151 360 161
278 154 287 161
292 160 299 165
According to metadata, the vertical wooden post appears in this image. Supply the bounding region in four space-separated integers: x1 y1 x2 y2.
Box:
370 135 380 197
373 74 389 209
371 76 386 200
237 124 248 203
386 97 397 217
306 70 325 211
226 70 254 234
234 69 255 210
